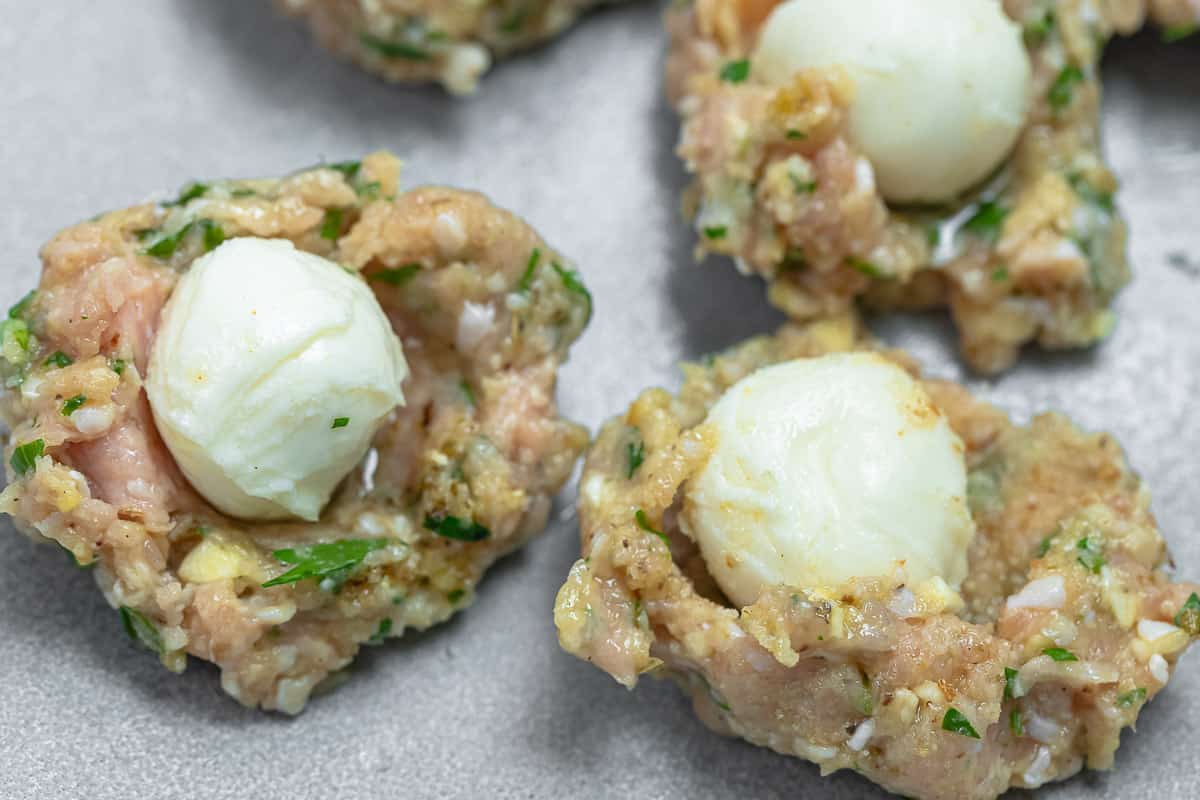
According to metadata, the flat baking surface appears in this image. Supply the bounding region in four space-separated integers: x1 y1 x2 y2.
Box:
1 3 1197 798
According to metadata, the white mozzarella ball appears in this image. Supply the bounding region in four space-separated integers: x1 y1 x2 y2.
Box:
146 237 408 521
682 353 974 607
754 0 1032 204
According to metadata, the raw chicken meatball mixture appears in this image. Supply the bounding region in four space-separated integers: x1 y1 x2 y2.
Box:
0 152 592 713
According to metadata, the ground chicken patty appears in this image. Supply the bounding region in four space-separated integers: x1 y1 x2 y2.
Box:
280 0 629 94
667 0 1200 373
0 152 591 713
554 313 1200 800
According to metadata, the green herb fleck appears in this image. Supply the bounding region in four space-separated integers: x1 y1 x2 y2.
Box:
424 515 490 542
626 438 645 479
1043 647 1078 662
61 394 87 416
144 222 195 260
1076 537 1106 574
519 248 541 292
447 588 466 604
44 351 73 368
964 201 1009 238
552 263 593 323
1048 66 1084 112
166 182 208 207
1024 10 1056 45
846 257 883 279
368 618 393 644
119 606 165 654
230 187 257 199
201 219 225 252
1163 23 1197 42
719 59 750 83
328 161 361 180
360 33 431 61
459 378 476 408
941 708 980 739
261 538 389 590
635 509 670 548
1036 536 1053 558
703 225 728 240
1004 667 1019 700
1117 687 1147 707
992 265 1010 282
331 416 350 429
785 129 807 140
10 439 45 477
357 181 382 200
1068 173 1115 213
790 176 818 194
1009 709 1024 737
1174 592 1200 634
370 263 422 286
8 290 36 319
110 358 127 376
320 208 344 241
500 7 528 33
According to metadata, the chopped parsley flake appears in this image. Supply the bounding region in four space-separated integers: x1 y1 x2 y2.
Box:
552 263 593 323
166 182 208 207
1009 709 1024 736
331 416 350 429
44 351 73 368
459 378 476 407
320 208 344 241
370 264 422 286
1163 23 1198 42
635 509 670 548
201 219 225 252
1048 66 1084 112
357 180 382 200
785 129 807 140
1024 10 1056 45
963 201 1009 238
261 538 389 589
10 439 44 477
8 290 35 319
328 161 361 180
846 257 883 279
1036 536 1054 558
144 222 195 260
110 358 127 375
1076 537 1106 574
61 394 87 416
519 248 541 292
703 225 728 240
1042 647 1078 662
941 708 980 739
1116 687 1147 707
424 514 490 542
790 175 818 194
368 618 392 644
119 606 165 654
500 7 528 33
1003 667 1019 700
447 588 466 604
360 33 431 61
626 437 645 479
719 59 750 83
992 265 1010 282
1174 592 1200 634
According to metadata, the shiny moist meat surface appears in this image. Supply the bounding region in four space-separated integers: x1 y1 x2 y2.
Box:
0 152 590 713
667 0 1199 373
554 313 1200 800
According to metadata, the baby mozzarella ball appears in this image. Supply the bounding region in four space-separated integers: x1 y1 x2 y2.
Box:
754 0 1032 204
681 353 974 608
146 238 408 522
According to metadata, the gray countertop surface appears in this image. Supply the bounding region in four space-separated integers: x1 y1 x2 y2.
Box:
1 3 1198 798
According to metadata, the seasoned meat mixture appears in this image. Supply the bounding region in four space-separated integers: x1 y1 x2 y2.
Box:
281 0 629 94
555 313 1200 799
0 152 591 713
667 0 1200 373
